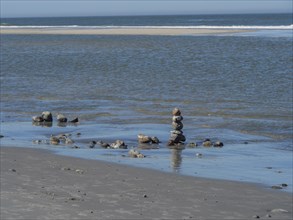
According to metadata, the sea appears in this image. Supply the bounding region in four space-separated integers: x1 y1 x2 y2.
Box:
1 13 292 191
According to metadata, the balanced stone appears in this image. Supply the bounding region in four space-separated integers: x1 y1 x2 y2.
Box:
172 108 181 116
168 108 186 146
172 121 183 130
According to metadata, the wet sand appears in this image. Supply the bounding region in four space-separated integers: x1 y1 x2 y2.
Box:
1 146 292 219
0 27 249 35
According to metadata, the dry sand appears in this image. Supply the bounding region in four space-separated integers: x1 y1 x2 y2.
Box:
0 27 249 36
1 147 292 220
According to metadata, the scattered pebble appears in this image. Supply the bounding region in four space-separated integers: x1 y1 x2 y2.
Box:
9 168 16 172
195 153 203 158
143 194 148 198
252 215 260 218
0 135 4 138
281 183 288 187
75 169 84 174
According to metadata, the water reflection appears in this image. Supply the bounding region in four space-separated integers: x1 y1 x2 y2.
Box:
170 148 183 173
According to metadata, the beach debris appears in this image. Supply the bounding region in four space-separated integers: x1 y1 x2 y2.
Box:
0 135 4 138
57 113 67 123
168 108 186 146
137 134 160 144
128 149 145 158
110 140 127 149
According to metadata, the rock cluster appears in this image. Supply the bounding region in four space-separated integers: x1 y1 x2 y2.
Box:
168 108 186 146
137 134 160 144
32 111 78 125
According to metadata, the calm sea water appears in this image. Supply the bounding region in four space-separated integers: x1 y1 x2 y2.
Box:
1 14 292 191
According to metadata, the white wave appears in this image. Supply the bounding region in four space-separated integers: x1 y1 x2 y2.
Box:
1 25 293 30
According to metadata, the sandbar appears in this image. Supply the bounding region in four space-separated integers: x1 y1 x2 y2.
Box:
0 27 249 35
1 146 292 219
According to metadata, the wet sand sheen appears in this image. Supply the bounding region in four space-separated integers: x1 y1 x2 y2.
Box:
1 146 292 219
0 27 250 35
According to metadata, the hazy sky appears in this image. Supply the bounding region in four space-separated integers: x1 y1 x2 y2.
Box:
1 0 292 18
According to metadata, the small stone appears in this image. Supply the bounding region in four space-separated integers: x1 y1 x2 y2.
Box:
9 168 16 172
76 132 81 136
143 194 148 198
32 115 44 122
203 139 212 147
151 136 160 144
57 113 67 123
252 215 260 218
71 145 80 149
89 141 96 148
137 134 152 144
129 149 145 158
75 169 84 174
213 141 224 147
50 136 60 145
265 214 271 218
70 117 79 123
33 140 42 144
172 108 181 116
281 183 288 187
42 111 53 122
0 135 4 138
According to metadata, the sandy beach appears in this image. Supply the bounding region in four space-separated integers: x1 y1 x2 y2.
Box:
1 146 292 220
0 27 249 35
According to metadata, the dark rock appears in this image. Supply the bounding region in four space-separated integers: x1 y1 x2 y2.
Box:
42 111 53 122
188 142 197 148
213 141 224 147
0 135 4 138
271 185 283 189
252 215 260 219
281 183 288 187
70 117 79 123
151 136 160 144
89 141 96 148
129 149 145 158
137 134 152 143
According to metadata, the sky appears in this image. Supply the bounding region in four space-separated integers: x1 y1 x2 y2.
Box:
1 0 292 18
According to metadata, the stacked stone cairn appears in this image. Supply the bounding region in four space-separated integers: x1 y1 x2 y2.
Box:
168 108 186 146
